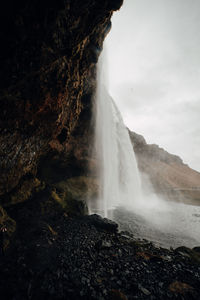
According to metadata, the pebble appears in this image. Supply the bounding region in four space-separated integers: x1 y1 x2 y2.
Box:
102 240 112 248
140 287 151 296
0 214 199 299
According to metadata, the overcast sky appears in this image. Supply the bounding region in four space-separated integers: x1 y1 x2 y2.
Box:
106 0 200 172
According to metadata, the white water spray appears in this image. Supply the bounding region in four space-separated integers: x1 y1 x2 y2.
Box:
93 51 142 217
90 49 200 248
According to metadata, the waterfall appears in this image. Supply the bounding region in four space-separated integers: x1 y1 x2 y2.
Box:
88 49 200 249
92 51 142 218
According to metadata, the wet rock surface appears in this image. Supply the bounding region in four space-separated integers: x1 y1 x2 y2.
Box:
0 198 199 299
0 0 122 198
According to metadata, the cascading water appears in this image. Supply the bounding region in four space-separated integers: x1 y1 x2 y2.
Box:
90 49 200 248
92 51 142 218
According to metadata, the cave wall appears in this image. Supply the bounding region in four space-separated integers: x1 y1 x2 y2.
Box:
0 0 123 199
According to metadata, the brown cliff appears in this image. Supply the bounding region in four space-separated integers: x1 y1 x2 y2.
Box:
0 0 123 247
0 0 123 197
129 130 200 205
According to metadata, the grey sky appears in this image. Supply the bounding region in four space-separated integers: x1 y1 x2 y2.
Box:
106 0 200 172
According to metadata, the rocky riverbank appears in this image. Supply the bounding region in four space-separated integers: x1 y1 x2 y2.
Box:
0 195 200 300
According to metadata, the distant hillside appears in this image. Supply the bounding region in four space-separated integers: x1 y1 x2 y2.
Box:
129 130 200 205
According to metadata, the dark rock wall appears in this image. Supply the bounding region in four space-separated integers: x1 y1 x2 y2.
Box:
0 0 123 198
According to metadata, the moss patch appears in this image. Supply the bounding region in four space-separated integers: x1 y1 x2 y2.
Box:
51 176 98 216
1 178 44 207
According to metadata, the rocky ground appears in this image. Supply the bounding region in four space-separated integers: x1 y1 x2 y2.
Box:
0 193 200 300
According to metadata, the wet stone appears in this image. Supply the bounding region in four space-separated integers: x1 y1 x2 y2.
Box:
0 212 199 299
85 214 118 232
139 286 151 296
101 240 112 248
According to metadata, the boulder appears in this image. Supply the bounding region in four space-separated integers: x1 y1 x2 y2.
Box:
52 176 98 216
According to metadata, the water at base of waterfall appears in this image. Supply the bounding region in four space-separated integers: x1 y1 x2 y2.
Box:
113 202 200 249
90 202 200 248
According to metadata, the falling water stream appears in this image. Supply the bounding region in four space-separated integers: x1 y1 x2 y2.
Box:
93 52 142 218
90 50 200 248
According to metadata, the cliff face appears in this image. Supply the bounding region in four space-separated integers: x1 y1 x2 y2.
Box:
0 0 123 197
129 131 200 205
0 0 123 248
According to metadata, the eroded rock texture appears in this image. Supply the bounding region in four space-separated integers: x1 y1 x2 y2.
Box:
0 0 123 200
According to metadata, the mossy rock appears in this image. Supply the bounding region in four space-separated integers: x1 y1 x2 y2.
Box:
51 190 88 217
0 206 16 251
51 176 98 217
1 177 43 207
